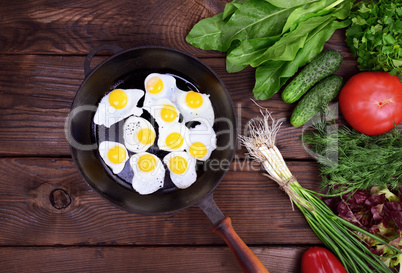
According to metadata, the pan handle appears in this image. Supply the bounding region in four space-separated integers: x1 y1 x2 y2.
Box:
84 45 124 78
197 194 269 273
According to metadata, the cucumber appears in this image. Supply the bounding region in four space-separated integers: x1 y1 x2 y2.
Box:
282 50 343 103
290 75 343 127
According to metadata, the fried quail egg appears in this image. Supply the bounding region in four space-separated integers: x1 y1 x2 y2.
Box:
98 141 129 174
148 98 181 129
187 118 217 161
158 122 189 152
143 73 177 109
130 152 165 195
163 152 197 189
123 116 156 153
93 89 144 128
176 90 215 126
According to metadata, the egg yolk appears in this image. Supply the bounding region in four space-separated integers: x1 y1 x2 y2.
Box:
189 142 207 159
160 104 177 122
185 91 203 109
137 154 157 172
146 77 164 94
108 89 128 109
169 156 188 175
166 132 184 149
138 128 156 145
107 145 127 164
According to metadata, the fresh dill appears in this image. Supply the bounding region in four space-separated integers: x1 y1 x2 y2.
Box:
302 119 402 193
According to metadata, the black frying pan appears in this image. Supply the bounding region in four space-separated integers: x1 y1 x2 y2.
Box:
66 45 269 273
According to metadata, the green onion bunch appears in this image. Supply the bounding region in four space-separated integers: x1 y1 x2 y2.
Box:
239 109 401 273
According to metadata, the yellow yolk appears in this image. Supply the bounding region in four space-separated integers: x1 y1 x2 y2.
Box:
166 132 184 149
169 156 188 175
185 91 203 109
160 104 177 122
108 89 128 109
138 128 156 145
146 77 164 94
189 142 207 159
107 145 127 164
137 154 157 172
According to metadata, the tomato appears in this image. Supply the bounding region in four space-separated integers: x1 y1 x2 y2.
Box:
301 246 347 273
339 72 402 135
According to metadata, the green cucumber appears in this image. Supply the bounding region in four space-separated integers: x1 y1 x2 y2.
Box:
291 75 343 127
282 50 343 103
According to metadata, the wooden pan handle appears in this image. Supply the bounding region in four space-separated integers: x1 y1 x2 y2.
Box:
213 217 269 273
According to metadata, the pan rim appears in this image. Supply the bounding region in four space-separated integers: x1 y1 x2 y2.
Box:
68 45 237 215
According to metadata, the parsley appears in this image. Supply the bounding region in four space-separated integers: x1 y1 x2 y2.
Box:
346 0 402 78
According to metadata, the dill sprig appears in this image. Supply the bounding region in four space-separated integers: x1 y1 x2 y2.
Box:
302 119 402 193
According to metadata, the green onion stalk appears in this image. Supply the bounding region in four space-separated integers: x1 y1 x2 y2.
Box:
238 109 402 273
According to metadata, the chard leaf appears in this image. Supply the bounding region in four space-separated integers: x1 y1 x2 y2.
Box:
226 59 248 73
251 15 335 65
221 0 294 51
282 0 336 33
223 0 250 21
186 13 225 51
226 35 281 68
226 40 248 73
253 19 349 99
251 0 352 65
263 0 319 9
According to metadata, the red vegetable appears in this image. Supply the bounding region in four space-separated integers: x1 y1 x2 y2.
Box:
339 72 402 135
301 246 347 273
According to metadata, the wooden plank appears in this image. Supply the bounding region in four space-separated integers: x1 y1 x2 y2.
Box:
0 0 227 56
0 49 359 158
0 246 308 273
0 0 355 59
0 158 321 246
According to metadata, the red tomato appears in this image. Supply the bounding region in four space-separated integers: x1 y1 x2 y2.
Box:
301 246 347 273
339 72 402 135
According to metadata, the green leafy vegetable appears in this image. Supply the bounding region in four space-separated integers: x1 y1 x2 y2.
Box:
264 0 320 9
185 13 225 51
222 0 249 20
251 15 335 64
186 0 352 99
253 19 349 99
220 0 294 52
345 0 402 78
283 0 332 33
302 119 402 194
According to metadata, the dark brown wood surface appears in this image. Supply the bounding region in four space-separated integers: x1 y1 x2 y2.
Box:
0 1 360 272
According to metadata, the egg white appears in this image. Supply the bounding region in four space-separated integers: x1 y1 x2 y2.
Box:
123 116 156 153
187 118 217 161
147 98 181 129
175 90 215 126
93 89 144 128
98 141 129 174
130 152 165 195
163 152 197 189
158 122 190 152
143 73 177 109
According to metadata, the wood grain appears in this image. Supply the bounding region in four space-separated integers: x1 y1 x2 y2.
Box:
0 158 321 246
0 0 374 272
0 246 308 273
0 0 227 56
0 45 359 158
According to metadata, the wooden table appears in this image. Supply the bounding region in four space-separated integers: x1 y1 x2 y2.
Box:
0 1 359 272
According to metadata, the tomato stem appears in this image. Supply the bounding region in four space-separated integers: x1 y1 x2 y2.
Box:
376 98 393 108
